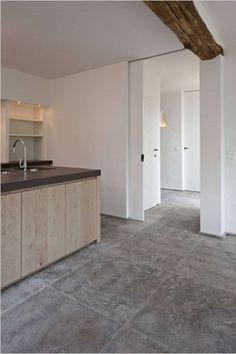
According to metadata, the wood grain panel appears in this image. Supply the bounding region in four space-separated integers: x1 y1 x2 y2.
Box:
22 185 65 276
1 193 21 287
66 178 97 254
47 185 66 263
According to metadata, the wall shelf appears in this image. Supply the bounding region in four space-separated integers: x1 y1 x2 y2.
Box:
9 134 43 138
1 100 46 162
10 117 43 123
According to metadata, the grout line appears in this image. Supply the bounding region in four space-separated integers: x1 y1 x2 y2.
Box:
50 235 194 326
101 266 177 352
48 284 169 354
1 246 101 314
125 325 170 352
124 238 203 327
47 284 124 327
42 251 102 287
99 323 128 353
1 283 49 315
99 308 170 353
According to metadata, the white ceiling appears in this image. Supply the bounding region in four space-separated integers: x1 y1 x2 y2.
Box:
1 1 182 79
199 1 236 42
147 50 199 93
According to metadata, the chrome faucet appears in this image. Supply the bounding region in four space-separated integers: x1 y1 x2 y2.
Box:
12 139 27 172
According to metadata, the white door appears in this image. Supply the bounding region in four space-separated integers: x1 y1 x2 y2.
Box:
183 90 200 192
129 60 160 221
143 97 160 210
129 61 145 221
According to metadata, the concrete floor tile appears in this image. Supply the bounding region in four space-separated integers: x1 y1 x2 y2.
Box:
106 225 200 273
36 243 100 284
53 253 167 323
1 286 121 353
102 326 168 353
175 242 236 293
130 274 236 353
1 275 46 312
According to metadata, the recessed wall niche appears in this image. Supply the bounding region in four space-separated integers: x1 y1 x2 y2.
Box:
1 100 46 162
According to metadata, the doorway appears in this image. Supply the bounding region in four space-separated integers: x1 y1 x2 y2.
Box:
128 50 200 223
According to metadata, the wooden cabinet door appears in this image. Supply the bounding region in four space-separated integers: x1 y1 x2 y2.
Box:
22 185 65 276
66 178 97 254
1 193 21 288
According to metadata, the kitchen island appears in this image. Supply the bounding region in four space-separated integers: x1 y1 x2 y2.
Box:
1 165 101 288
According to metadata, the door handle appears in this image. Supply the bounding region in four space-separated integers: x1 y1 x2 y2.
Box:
154 148 159 151
184 147 189 150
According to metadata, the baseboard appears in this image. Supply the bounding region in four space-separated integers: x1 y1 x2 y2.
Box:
184 189 200 193
161 188 200 193
225 232 236 237
101 213 128 220
199 231 226 239
161 187 184 192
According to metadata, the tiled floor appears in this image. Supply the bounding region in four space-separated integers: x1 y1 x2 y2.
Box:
1 189 236 353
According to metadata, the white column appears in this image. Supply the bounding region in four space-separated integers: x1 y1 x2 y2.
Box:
200 56 225 237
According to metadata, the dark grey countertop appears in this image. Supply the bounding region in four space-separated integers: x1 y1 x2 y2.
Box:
1 166 101 193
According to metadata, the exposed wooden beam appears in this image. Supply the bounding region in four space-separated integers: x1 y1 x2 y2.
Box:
144 1 224 60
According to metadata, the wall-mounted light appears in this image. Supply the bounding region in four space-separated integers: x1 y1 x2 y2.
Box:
17 101 21 104
160 110 167 128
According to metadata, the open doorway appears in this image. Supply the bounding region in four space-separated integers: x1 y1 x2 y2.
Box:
159 51 200 220
129 49 200 231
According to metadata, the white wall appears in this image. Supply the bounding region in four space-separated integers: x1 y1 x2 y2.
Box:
200 56 225 237
147 50 199 93
1 67 50 106
224 40 236 234
160 91 183 190
46 62 129 218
